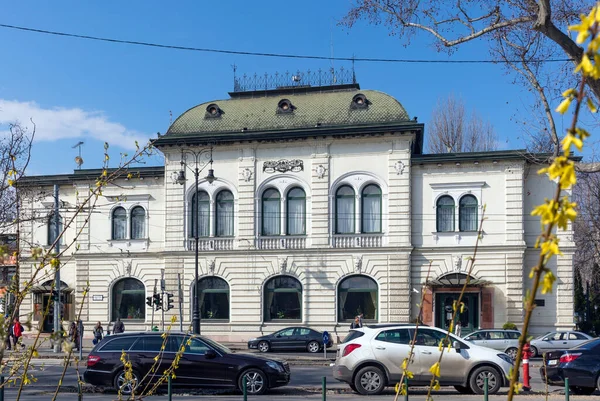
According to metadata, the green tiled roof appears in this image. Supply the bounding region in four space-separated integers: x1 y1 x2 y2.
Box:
166 87 411 136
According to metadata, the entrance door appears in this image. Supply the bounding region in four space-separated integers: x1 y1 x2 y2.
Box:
435 292 479 335
42 294 54 332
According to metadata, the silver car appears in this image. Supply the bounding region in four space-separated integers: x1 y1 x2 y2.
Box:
332 324 514 395
529 331 593 357
462 330 521 360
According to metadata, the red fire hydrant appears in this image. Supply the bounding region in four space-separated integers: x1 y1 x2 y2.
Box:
522 343 532 391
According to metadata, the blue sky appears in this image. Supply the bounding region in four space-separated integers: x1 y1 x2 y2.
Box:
0 1 577 175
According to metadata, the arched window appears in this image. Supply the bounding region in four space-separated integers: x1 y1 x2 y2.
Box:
111 278 145 320
264 276 302 321
130 206 146 239
196 277 230 320
47 213 62 246
336 186 355 234
286 187 306 235
191 191 210 238
361 184 382 233
338 275 378 321
459 195 478 232
215 191 234 237
436 196 455 232
112 207 127 240
262 189 281 236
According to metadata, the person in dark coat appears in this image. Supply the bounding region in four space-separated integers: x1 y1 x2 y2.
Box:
113 318 125 334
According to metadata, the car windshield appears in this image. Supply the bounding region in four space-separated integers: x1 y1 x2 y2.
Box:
572 338 600 350
196 336 232 354
342 330 364 343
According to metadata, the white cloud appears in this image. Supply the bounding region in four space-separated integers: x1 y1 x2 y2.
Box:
0 99 151 149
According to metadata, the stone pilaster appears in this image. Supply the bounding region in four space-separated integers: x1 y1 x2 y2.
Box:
164 153 186 251
311 155 330 248
386 252 411 322
75 184 91 251
387 142 411 247
505 251 525 325
505 163 525 245
555 252 574 330
237 154 256 249
75 259 89 321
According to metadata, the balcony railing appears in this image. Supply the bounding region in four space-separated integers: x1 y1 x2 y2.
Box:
332 234 383 248
187 238 234 251
257 236 307 250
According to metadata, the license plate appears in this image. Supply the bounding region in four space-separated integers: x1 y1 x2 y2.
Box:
548 360 558 365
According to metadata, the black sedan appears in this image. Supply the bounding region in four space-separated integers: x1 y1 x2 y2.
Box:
540 337 600 395
83 332 290 395
248 327 333 353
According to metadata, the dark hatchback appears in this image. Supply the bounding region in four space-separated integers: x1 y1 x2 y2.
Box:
83 332 290 395
247 327 333 353
540 338 600 395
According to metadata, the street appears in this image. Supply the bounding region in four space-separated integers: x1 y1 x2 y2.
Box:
3 360 573 400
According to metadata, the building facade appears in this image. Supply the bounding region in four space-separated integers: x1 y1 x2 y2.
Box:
18 82 575 341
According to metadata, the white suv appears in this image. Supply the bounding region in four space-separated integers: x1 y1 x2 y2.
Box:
332 324 514 395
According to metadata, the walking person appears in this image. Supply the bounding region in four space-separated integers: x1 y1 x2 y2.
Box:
68 321 79 349
350 316 362 329
12 317 24 349
93 321 104 345
5 315 13 350
113 317 125 334
455 320 462 337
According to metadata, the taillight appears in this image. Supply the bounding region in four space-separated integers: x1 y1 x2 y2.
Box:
342 343 362 357
87 355 101 367
559 353 582 364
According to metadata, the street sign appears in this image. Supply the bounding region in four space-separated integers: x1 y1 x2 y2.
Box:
322 331 330 359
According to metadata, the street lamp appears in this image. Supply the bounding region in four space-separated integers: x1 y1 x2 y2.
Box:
176 146 215 335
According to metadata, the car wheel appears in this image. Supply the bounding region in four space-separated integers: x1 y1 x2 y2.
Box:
569 385 595 395
349 383 358 393
239 368 268 395
258 341 270 353
454 385 474 394
469 366 502 395
529 345 538 358
505 347 518 360
307 340 320 353
114 369 140 395
354 366 386 395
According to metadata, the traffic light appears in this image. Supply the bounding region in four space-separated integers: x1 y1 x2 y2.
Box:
146 296 153 307
165 293 174 311
153 293 162 311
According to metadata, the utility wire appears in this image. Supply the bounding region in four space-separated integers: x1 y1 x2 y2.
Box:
0 23 574 64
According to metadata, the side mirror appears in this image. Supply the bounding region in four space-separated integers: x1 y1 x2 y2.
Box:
453 341 462 352
205 349 217 359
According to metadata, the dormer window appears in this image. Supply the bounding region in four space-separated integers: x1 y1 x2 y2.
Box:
277 99 296 114
205 103 224 119
351 93 371 110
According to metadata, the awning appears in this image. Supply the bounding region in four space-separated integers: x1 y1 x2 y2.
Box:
426 272 492 288
30 281 74 293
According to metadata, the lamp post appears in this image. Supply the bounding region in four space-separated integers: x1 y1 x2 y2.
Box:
176 146 215 335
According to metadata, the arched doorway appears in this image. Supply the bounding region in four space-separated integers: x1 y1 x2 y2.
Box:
426 272 492 335
32 280 73 333
111 278 145 321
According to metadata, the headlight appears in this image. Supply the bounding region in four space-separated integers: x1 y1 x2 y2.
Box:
497 353 514 365
266 361 284 372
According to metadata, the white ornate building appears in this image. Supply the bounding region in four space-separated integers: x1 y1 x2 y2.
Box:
18 80 575 341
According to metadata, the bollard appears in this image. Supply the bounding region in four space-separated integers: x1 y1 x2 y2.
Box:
322 376 326 401
404 376 409 401
522 342 532 391
77 381 82 401
484 377 488 401
565 377 569 401
1 375 5 401
243 375 247 401
168 375 172 401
